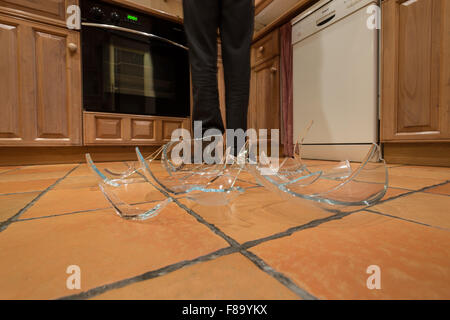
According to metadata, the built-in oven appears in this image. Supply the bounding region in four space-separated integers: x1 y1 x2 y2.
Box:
80 0 190 117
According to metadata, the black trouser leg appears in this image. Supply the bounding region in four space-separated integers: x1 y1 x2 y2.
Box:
220 0 254 155
182 0 224 135
183 0 254 137
220 0 254 132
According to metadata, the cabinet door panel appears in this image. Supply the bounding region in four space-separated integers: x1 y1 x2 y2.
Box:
249 57 280 134
162 120 183 141
130 118 155 141
96 117 123 140
0 20 23 142
84 113 126 144
35 31 69 139
381 0 449 141
397 0 439 132
27 23 82 145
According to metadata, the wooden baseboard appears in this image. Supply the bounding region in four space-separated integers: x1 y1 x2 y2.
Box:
383 142 450 167
0 146 161 166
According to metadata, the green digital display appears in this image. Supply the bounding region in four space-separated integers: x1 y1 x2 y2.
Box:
127 14 138 21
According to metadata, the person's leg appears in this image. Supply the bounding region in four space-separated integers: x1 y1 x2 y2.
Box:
183 0 224 136
220 0 254 155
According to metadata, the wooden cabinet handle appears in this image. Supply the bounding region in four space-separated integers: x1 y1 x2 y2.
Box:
270 67 277 73
258 46 265 53
68 43 78 53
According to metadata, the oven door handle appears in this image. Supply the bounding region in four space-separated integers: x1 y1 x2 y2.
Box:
81 22 189 50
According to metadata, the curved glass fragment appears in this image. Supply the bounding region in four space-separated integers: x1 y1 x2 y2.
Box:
247 121 388 208
85 147 164 186
85 135 249 220
136 144 246 206
86 153 174 220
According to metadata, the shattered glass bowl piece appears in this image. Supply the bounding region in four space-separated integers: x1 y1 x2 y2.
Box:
136 136 247 206
247 126 388 209
86 135 248 221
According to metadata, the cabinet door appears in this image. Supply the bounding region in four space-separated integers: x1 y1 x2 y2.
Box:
0 16 26 144
26 19 82 145
381 0 450 141
0 14 82 146
248 56 280 135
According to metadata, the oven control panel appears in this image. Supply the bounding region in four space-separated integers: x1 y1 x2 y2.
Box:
83 0 146 27
80 0 186 45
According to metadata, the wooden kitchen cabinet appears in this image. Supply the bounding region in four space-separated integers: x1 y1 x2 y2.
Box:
0 14 82 146
248 29 280 135
381 0 450 142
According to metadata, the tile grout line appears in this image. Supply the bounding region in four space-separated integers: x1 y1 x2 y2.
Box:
12 163 447 299
241 210 354 250
135 171 316 299
13 198 167 223
10 175 444 225
240 179 450 250
365 208 450 232
170 197 320 300
57 246 240 300
0 190 45 197
50 186 388 300
0 165 80 232
15 206 112 222
0 167 23 176
3 162 315 300
369 179 450 206
136 171 241 248
239 249 318 300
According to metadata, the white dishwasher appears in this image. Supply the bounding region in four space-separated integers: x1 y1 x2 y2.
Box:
291 0 378 161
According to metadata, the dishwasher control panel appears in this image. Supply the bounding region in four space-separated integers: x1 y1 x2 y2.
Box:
292 0 377 45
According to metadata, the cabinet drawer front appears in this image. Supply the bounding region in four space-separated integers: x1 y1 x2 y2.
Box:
251 29 279 67
95 117 123 140
162 119 185 141
84 112 190 145
130 118 156 141
84 113 126 145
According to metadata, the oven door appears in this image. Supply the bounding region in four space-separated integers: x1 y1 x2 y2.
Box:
81 23 190 117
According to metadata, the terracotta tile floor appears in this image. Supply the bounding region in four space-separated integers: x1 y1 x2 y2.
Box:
0 162 449 300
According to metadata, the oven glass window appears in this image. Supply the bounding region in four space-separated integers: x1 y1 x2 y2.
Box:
82 27 190 117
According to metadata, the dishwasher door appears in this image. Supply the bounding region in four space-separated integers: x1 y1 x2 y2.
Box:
292 1 378 161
